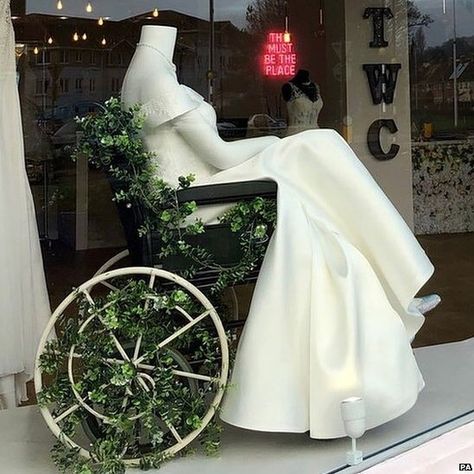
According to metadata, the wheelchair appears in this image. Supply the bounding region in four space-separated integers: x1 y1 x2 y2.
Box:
34 175 277 466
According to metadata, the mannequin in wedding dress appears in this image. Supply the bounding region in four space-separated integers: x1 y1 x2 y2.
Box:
0 0 51 408
122 26 439 439
282 69 324 135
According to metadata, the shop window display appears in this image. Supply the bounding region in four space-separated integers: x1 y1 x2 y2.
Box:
0 0 473 473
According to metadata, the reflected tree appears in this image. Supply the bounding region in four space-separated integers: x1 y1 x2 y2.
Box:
407 1 433 133
407 0 433 28
246 0 287 35
408 1 432 77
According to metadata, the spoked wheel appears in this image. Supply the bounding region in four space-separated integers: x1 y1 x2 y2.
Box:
35 267 229 467
93 249 130 277
80 345 200 447
94 251 240 321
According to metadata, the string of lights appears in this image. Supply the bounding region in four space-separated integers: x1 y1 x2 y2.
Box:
32 3 160 51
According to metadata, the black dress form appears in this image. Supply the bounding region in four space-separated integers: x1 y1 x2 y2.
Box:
282 69 319 103
282 69 323 135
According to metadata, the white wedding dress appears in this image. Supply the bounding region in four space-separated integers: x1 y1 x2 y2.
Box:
285 82 324 136
123 49 434 439
0 0 51 407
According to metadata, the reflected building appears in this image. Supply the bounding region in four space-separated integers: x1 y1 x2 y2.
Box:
12 7 252 131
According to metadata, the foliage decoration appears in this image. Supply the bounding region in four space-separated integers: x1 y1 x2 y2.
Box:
412 142 474 234
38 97 276 473
39 279 228 473
72 97 276 293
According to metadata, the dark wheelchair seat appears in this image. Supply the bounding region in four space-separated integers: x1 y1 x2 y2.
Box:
111 177 278 288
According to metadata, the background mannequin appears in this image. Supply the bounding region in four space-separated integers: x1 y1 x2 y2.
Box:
282 69 323 136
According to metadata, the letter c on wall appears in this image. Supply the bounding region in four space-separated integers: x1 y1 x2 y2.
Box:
367 119 400 161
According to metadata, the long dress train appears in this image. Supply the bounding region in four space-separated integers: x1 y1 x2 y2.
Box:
0 0 51 407
208 130 434 438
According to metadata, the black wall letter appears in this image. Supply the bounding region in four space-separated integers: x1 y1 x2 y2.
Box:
367 119 400 161
363 63 401 105
363 7 394 48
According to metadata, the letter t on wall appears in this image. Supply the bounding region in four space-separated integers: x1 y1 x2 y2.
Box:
363 7 394 48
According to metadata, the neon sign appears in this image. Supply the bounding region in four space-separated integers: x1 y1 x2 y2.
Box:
262 32 297 77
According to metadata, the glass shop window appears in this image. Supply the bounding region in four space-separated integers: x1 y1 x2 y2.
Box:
9 1 474 470
13 0 472 342
409 1 474 141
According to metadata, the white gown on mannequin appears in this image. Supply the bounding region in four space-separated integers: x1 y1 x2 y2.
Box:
122 49 434 439
0 0 51 407
286 82 324 136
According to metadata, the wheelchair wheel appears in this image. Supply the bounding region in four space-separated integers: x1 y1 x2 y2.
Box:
93 251 240 320
93 249 130 277
80 345 199 446
35 267 229 466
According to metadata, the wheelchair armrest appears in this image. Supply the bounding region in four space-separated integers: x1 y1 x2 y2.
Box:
176 180 277 206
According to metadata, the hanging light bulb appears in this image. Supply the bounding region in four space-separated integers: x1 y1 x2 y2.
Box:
153 8 159 18
283 13 291 43
82 32 87 40
98 16 104 26
73 31 79 41
86 2 93 13
47 36 53 44
33 46 39 55
101 37 107 46
56 0 63 10
442 0 447 14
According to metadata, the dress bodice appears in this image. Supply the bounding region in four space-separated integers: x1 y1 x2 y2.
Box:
0 0 14 79
122 48 219 186
141 85 220 186
286 82 323 136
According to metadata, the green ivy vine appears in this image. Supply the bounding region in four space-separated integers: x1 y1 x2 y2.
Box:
39 281 227 473
72 97 276 294
38 97 276 473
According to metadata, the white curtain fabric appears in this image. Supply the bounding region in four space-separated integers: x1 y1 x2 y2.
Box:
0 0 51 408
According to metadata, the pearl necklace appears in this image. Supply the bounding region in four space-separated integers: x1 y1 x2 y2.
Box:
136 43 176 71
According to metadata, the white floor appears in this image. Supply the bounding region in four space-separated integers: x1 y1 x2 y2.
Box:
360 421 474 474
0 338 473 474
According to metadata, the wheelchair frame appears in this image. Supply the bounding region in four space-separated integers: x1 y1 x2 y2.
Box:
34 179 277 465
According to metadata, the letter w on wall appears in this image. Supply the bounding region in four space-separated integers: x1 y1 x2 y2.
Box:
363 63 401 104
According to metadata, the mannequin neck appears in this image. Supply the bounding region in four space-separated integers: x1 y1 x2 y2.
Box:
139 26 177 62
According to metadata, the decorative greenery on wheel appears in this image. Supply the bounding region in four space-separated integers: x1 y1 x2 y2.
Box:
36 98 277 473
36 268 229 473
35 99 276 474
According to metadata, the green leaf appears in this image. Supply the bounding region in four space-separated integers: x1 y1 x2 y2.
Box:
160 210 172 222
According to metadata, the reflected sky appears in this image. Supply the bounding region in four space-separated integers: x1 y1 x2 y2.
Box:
414 0 474 46
25 0 474 44
26 0 251 28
